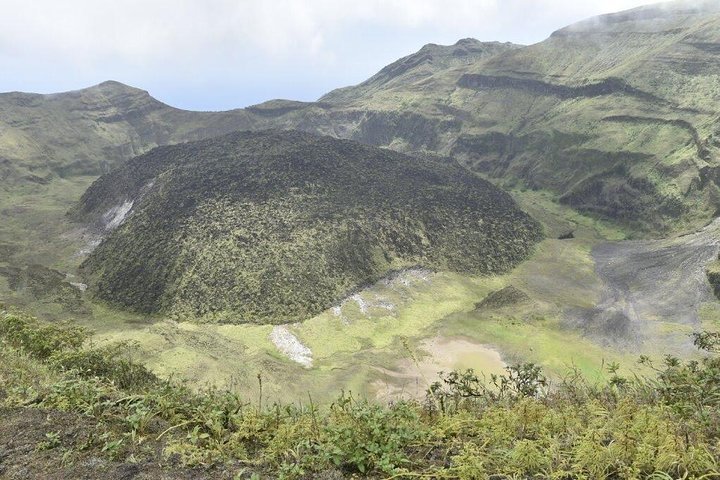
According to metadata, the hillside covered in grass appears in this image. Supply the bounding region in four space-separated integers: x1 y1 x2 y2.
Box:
307 1 720 233
72 130 542 323
2 308 720 479
0 80 258 183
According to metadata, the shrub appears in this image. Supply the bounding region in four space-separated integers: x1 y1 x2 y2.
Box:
320 394 424 474
2 309 720 478
0 311 87 359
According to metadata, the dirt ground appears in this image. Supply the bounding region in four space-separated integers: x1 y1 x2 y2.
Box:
0 408 248 480
564 219 720 350
371 336 507 400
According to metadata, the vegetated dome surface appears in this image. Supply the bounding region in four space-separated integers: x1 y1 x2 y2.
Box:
73 130 542 323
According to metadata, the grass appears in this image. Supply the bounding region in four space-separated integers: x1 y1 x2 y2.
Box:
79 273 493 402
701 302 720 330
296 272 503 358
440 313 639 381
1 177 709 412
23 186 683 405
0 175 98 324
80 235 652 402
85 272 500 402
3 308 720 479
512 189 630 240
0 175 96 271
2 12 719 406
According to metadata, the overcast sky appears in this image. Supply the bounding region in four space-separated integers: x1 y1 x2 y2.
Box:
1 0 655 110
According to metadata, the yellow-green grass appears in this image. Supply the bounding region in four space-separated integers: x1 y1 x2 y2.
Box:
294 272 505 360
73 186 683 402
0 176 96 271
0 176 98 323
700 303 720 330
438 313 640 382
82 236 650 402
509 189 629 242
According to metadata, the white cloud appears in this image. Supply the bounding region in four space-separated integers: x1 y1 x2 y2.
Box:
0 0 653 64
0 0 659 108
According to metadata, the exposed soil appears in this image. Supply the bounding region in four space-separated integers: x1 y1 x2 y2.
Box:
565 219 720 348
371 336 506 400
0 408 243 480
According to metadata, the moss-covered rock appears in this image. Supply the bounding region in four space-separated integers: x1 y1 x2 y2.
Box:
474 285 530 310
707 259 720 299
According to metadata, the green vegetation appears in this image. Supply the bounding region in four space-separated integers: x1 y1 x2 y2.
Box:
0 193 641 404
3 308 720 478
74 130 541 323
1 165 706 405
25 188 687 404
0 81 257 183
5 4 720 244
309 5 720 233
1 4 718 326
319 39 520 105
0 175 98 317
3 4 720 475
474 285 529 310
707 259 720 300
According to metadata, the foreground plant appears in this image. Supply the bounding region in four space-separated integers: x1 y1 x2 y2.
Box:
1 307 719 479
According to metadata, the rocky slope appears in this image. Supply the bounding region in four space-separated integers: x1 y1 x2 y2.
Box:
73 130 542 323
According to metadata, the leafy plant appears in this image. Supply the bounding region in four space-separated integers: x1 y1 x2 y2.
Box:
2 309 720 478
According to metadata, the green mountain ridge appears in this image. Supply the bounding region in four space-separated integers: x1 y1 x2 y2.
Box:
319 39 521 104
0 80 257 182
74 130 542 323
4 8 720 474
309 0 720 231
4 1 720 232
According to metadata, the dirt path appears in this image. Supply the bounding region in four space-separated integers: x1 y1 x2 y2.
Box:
0 408 242 479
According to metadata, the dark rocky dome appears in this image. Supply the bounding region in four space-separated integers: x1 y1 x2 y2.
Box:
72 130 542 323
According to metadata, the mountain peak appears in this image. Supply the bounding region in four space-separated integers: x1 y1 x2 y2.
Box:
96 80 132 89
455 37 480 46
320 39 520 103
86 80 152 97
